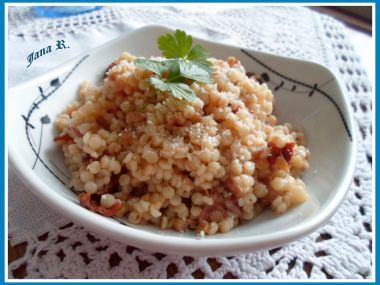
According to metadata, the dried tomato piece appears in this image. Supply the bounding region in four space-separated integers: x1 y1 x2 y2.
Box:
82 155 95 164
72 127 83 137
130 183 148 197
267 142 296 164
198 188 244 222
246 71 255 78
267 143 281 164
96 174 122 195
267 154 277 165
54 134 73 144
269 143 282 156
79 192 122 217
103 62 117 79
98 200 122 217
282 142 295 162
79 192 98 212
54 127 84 145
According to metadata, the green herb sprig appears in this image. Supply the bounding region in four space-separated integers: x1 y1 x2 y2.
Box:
134 29 213 102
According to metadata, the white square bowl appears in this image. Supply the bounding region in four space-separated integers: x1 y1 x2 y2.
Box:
9 25 356 256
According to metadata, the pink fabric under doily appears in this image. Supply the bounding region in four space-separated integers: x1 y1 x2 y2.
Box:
8 6 373 279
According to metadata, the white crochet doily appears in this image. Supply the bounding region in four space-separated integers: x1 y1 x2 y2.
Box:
8 6 373 279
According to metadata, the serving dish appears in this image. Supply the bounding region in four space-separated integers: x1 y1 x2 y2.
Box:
8 25 356 256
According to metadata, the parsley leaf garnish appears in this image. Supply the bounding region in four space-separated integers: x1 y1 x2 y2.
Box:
187 44 209 61
134 58 169 75
158 29 193 59
134 29 213 102
149 78 196 102
171 60 213 83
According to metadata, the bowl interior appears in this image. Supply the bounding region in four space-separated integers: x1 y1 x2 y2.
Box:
9 26 355 243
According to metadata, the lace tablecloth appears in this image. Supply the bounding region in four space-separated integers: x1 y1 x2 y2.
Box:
8 6 373 279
